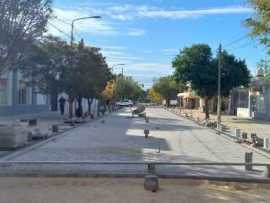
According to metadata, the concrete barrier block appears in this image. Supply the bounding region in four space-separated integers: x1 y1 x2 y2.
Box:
264 138 270 150
235 129 241 138
0 124 28 149
52 125 59 133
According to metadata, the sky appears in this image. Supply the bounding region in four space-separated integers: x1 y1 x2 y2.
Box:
48 0 268 89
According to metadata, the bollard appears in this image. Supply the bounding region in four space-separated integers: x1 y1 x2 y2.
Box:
242 132 248 140
28 119 37 126
235 129 241 138
245 152 253 171
264 138 270 150
251 133 257 144
144 175 159 192
144 129 150 138
52 125 59 133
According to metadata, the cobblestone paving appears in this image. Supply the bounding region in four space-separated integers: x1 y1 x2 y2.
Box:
1 107 270 178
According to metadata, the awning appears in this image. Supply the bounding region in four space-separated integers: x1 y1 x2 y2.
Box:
177 92 199 99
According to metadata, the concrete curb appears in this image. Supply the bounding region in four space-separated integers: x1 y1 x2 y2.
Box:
0 172 270 184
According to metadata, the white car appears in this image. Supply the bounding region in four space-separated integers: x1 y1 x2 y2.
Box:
116 100 134 107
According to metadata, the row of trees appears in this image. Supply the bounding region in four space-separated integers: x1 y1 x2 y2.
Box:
148 76 181 105
102 76 144 102
20 37 112 118
149 44 250 119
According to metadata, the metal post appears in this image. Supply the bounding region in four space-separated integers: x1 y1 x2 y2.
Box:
217 44 222 128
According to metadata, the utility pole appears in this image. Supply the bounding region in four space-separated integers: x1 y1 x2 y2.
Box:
217 44 222 128
70 22 74 45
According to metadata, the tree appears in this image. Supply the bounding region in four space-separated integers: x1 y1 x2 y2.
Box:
21 38 111 118
152 76 179 106
20 36 69 111
148 88 162 104
213 51 250 97
102 79 117 101
66 40 111 117
245 0 270 52
0 0 52 73
114 76 143 101
173 44 250 119
257 58 270 75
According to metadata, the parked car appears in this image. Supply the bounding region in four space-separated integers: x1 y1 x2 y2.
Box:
116 100 134 107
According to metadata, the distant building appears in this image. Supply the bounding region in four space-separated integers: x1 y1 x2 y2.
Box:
227 88 249 116
0 69 50 116
229 67 270 120
249 72 270 120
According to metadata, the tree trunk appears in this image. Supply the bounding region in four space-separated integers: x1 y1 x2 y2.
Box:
87 98 93 114
50 90 58 111
205 97 210 120
76 96 83 118
166 98 170 107
68 96 74 119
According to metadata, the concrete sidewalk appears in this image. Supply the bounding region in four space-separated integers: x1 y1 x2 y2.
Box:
0 110 109 158
175 108 270 139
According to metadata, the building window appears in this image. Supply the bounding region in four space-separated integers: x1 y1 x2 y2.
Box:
0 78 8 105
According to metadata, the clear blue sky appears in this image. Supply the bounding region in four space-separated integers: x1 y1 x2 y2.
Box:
49 0 267 88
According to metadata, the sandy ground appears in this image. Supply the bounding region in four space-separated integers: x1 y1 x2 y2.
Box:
0 177 269 203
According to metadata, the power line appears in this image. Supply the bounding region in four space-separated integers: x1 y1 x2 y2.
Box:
227 41 256 52
47 22 70 38
53 17 71 26
223 34 249 48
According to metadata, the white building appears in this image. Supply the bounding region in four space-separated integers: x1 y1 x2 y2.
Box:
0 69 50 116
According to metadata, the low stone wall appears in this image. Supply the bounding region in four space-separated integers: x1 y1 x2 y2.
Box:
0 105 50 116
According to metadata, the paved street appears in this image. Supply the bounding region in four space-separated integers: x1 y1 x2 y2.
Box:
1 107 270 178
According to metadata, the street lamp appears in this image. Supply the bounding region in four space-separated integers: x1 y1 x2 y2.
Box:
70 16 101 45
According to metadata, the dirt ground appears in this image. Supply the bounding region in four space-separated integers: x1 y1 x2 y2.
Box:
0 178 269 203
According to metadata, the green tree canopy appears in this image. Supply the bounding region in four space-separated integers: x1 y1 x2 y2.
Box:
0 0 52 73
245 0 270 52
152 75 180 106
213 51 250 97
115 76 144 101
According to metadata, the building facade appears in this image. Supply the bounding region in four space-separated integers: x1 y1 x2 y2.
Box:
0 70 50 116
